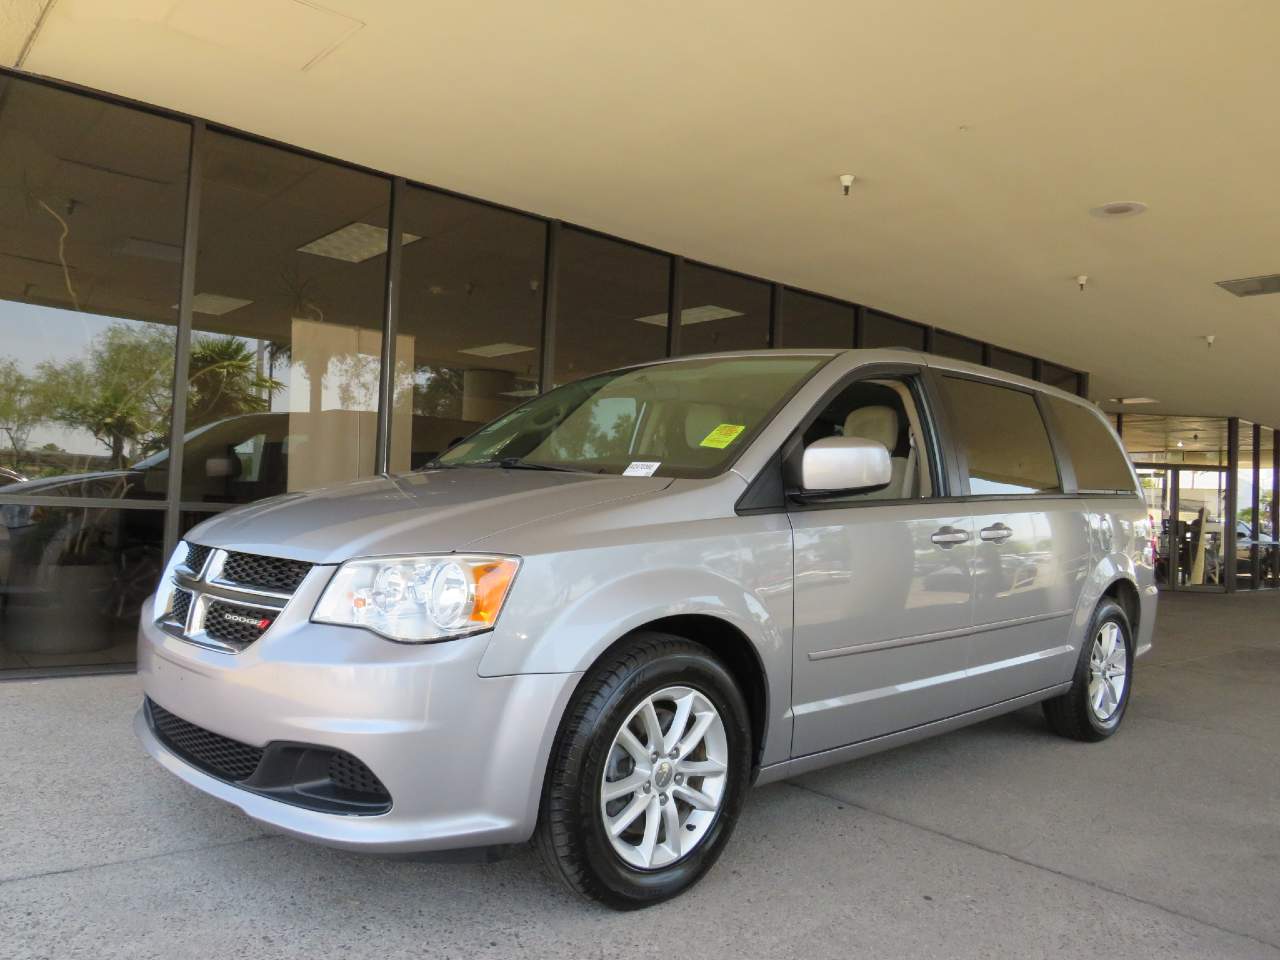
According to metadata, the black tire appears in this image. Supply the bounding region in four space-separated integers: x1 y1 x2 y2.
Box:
1042 598 1133 742
535 632 753 909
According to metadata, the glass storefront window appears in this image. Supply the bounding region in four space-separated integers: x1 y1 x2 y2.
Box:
555 229 669 385
179 131 391 506
678 263 771 355
931 330 984 364
862 310 926 350
778 289 852 348
391 187 546 470
1178 468 1228 590
0 76 190 671
0 77 188 488
988 347 1035 379
1040 361 1082 395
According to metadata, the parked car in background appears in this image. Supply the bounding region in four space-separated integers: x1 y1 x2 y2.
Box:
135 349 1156 908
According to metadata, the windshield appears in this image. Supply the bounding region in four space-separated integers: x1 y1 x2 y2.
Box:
435 355 829 478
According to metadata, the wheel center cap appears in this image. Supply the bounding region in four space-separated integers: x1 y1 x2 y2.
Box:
654 760 674 790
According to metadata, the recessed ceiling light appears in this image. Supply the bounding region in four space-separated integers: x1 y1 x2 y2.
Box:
458 342 535 358
181 292 253 315
1090 200 1148 218
298 222 421 263
1108 397 1159 405
500 387 540 398
634 305 744 327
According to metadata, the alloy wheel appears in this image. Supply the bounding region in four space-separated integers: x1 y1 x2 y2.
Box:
599 685 729 870
1087 621 1128 722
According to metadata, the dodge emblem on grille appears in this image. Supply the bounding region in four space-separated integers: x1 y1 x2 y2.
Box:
222 611 272 631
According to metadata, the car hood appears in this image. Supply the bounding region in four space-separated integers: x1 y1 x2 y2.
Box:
186 468 674 564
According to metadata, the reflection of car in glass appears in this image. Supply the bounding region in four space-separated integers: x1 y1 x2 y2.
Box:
134 350 1157 908
0 466 27 487
0 411 476 654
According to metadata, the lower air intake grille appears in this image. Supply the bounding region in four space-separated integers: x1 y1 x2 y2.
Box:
221 551 313 594
149 699 264 782
329 751 390 798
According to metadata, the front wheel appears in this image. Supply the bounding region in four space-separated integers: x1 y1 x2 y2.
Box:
535 633 752 908
1043 598 1133 741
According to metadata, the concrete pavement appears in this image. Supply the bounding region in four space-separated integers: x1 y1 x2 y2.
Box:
1 591 1278 959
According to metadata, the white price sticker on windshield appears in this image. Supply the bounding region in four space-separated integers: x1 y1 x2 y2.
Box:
623 461 661 477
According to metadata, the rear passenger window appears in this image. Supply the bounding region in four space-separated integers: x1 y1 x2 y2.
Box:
1045 397 1137 494
940 377 1060 495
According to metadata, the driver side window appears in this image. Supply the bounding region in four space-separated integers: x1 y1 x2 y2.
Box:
798 376 935 501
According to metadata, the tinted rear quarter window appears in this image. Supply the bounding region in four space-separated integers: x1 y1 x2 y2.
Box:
1045 397 1137 494
941 376 1060 495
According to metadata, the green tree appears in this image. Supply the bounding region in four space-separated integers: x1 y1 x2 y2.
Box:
0 357 47 468
186 336 282 429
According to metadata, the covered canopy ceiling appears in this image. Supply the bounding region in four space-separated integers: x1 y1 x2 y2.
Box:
8 0 1280 424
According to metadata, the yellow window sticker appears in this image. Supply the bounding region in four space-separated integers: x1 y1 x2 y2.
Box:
699 423 746 449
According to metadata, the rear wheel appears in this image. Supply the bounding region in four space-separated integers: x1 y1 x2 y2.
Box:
535 633 752 908
1043 598 1133 741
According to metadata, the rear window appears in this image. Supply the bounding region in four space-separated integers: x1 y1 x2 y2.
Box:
1045 397 1137 494
940 376 1060 495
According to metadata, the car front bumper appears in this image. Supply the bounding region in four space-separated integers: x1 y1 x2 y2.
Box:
135 605 580 854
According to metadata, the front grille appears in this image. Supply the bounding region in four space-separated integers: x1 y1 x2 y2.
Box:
149 699 264 782
183 543 212 574
221 551 313 594
329 752 390 798
169 589 192 626
204 599 277 648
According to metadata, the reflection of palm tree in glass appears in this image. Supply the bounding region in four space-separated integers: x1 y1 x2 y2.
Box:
186 337 282 430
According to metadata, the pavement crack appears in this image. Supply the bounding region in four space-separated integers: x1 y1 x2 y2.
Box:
0 833 279 887
786 780 1280 955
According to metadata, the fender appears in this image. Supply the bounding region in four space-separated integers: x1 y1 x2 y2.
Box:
477 527 795 766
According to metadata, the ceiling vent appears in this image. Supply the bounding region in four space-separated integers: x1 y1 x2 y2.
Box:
1216 274 1280 297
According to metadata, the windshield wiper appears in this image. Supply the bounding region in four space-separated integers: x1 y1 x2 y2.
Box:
493 457 585 473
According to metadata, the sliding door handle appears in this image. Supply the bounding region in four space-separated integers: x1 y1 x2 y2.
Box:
930 526 970 548
980 522 1014 543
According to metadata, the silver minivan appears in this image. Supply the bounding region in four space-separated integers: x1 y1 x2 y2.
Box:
136 349 1156 908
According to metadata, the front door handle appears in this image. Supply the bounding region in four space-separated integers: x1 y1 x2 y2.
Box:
980 522 1014 543
931 526 970 548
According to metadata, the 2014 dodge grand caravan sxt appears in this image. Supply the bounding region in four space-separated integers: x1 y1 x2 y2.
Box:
137 349 1156 908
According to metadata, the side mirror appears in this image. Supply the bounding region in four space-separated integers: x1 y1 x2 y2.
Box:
800 436 892 494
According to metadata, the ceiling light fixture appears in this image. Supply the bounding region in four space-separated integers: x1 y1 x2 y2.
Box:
839 174 855 196
298 222 421 263
458 342 535 358
1108 397 1159 405
634 305 744 327
1089 201 1148 218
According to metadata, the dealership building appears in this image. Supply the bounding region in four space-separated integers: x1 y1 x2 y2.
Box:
1 3 1277 676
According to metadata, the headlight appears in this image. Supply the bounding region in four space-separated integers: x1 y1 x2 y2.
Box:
312 554 520 643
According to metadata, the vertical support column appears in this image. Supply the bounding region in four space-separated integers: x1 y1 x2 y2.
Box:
922 325 935 355
853 304 865 348
1031 357 1044 382
1225 417 1239 592
163 119 204 558
373 176 405 475
666 256 684 357
1168 468 1180 591
1115 412 1125 438
538 220 561 393
768 283 783 349
1251 422 1262 588
981 342 993 368
1077 371 1090 399
1272 429 1280 588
